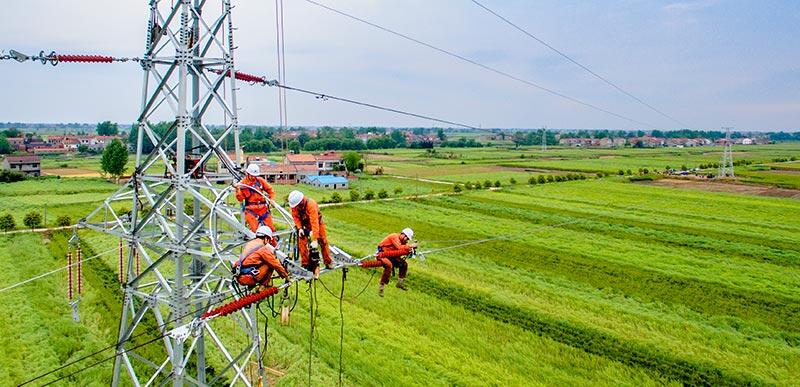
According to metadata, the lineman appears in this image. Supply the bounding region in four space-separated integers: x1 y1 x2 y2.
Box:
375 228 417 297
232 226 289 288
236 163 276 233
288 190 333 277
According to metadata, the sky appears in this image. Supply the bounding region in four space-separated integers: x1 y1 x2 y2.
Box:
1 0 798 131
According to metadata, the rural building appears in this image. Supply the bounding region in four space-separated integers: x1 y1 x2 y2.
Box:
303 175 349 189
2 155 41 176
6 137 26 151
315 151 344 172
284 153 317 167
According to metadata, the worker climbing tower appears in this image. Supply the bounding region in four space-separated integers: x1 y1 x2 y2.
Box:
719 127 735 178
79 1 292 385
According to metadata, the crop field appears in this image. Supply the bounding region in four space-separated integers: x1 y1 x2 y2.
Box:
0 178 120 228
1 144 800 385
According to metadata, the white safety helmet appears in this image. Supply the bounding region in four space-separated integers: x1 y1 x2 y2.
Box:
288 190 305 208
401 228 414 240
255 225 273 239
245 163 260 176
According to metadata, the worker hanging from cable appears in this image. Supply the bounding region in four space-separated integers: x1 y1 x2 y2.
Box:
236 163 276 234
288 190 333 278
232 226 289 289
374 228 417 297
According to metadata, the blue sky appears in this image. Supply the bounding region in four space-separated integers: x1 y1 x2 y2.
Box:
1 0 798 131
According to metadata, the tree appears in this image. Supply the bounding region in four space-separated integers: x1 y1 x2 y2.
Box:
483 180 493 189
101 139 129 180
288 140 301 154
537 175 546 184
509 177 517 185
343 152 362 172
349 190 361 201
377 189 389 199
453 184 462 193
494 180 501 187
437 128 446 142
390 130 407 147
393 186 403 195
96 121 119 136
0 135 10 154
330 192 342 203
364 189 375 200
546 175 555 183
23 211 42 230
528 176 537 185
56 215 72 227
0 214 15 232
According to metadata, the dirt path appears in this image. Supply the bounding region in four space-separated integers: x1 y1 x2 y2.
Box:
386 175 455 185
643 178 800 199
320 191 457 208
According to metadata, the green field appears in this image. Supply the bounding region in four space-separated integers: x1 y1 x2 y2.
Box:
1 144 799 385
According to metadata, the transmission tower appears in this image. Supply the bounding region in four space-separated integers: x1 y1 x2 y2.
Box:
80 1 295 385
719 127 735 178
541 127 547 151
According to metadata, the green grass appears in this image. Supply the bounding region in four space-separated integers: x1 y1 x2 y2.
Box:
1 145 800 385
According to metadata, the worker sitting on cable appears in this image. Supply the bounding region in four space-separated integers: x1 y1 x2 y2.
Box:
236 163 276 233
288 190 333 278
232 226 289 288
375 228 417 296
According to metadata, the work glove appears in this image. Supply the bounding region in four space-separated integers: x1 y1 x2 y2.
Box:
310 240 319 249
410 243 419 249
297 229 305 238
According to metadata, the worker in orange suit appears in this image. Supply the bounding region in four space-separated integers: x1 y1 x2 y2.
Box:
236 163 276 233
232 226 289 288
375 228 417 296
288 190 333 277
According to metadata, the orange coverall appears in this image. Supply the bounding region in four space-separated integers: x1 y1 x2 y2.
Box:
236 176 276 232
233 239 289 287
291 198 332 267
375 233 412 285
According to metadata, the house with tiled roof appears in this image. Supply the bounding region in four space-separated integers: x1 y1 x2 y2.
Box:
2 155 41 176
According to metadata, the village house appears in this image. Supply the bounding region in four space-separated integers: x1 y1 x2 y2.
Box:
1 155 41 177
6 137 26 152
303 175 349 189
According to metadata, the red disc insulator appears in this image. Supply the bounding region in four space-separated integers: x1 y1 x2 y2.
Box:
360 260 384 268
56 54 114 63
202 286 279 319
211 69 266 84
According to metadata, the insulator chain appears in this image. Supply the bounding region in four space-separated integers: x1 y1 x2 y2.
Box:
1 49 141 65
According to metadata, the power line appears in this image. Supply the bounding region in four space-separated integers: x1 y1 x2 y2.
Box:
275 83 480 129
301 0 656 128
20 289 242 386
470 0 689 128
0 248 117 294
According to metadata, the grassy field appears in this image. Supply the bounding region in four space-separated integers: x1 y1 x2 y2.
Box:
1 144 799 385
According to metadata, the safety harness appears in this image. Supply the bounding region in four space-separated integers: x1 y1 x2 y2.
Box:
232 243 267 285
242 178 272 226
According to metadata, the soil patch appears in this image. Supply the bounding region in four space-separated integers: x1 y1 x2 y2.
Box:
643 178 800 199
42 168 101 177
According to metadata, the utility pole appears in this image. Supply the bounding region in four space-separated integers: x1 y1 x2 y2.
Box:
719 127 735 178
80 2 295 385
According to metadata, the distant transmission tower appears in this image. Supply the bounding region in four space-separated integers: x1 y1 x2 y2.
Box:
541 127 547 151
80 1 296 385
719 127 735 178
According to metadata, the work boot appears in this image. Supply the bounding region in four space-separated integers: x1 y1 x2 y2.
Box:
378 283 385 297
325 262 335 270
396 278 408 291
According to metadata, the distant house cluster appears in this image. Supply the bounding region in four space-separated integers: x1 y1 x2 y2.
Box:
6 134 124 155
557 135 768 148
242 151 350 189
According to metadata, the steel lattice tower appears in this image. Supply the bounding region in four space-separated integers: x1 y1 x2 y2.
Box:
79 1 295 385
719 127 735 178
